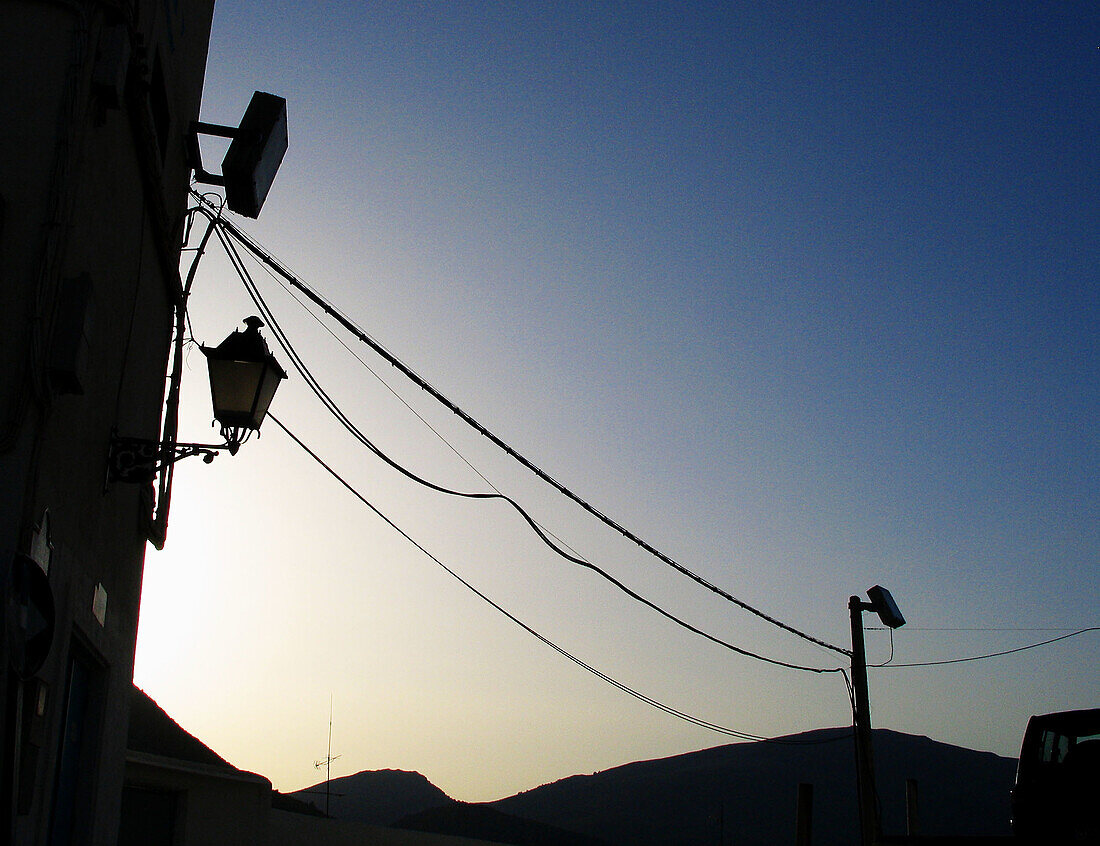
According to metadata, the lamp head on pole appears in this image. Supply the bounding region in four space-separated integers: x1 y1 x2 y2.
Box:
866 585 906 629
202 316 287 453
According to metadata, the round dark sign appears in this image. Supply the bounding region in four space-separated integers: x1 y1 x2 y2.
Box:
4 553 56 679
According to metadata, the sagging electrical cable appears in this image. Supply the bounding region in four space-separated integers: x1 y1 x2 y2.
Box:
872 627 1098 668
268 411 851 747
191 192 849 659
250 247 591 563
212 222 844 676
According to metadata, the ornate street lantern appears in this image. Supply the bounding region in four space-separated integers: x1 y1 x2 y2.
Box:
108 317 286 482
203 316 287 454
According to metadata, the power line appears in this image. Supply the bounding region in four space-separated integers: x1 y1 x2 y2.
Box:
198 203 1096 685
869 627 1090 632
192 193 848 658
249 233 592 565
266 411 848 746
212 222 840 676
872 627 1098 668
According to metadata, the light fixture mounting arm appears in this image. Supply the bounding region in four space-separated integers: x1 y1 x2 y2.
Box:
186 121 237 186
107 434 235 485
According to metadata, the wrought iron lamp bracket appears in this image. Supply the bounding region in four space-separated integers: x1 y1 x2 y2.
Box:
107 435 231 484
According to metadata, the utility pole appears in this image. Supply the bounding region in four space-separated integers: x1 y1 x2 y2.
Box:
850 595 880 846
849 585 906 846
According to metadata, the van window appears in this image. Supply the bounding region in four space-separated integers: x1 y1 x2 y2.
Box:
1039 729 1070 764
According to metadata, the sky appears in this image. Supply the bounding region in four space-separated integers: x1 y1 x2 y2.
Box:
134 2 1099 803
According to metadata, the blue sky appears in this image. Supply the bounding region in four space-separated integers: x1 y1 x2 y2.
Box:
135 2 1098 801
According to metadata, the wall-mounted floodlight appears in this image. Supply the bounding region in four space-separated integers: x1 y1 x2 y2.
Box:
867 584 906 629
188 91 288 218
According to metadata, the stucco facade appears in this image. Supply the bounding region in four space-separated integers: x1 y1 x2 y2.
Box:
0 1 214 843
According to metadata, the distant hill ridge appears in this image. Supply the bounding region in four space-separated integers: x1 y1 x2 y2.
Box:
290 767 451 826
394 802 614 846
492 728 1017 846
291 728 1018 846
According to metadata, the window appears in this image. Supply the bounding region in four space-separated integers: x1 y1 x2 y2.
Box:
118 786 179 846
48 647 103 846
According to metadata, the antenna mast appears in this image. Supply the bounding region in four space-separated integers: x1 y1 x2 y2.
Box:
313 694 340 816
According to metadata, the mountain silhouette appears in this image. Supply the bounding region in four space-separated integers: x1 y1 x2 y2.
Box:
290 729 1017 846
491 728 1017 846
289 768 452 826
393 802 613 845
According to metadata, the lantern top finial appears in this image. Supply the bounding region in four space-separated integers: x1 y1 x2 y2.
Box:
204 316 280 367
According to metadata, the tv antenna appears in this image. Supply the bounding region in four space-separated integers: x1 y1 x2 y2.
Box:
313 694 340 817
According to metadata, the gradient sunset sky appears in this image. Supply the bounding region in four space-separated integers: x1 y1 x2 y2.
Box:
134 2 1098 802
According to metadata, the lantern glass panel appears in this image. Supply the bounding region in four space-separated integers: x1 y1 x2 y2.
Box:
207 359 266 429
251 363 282 427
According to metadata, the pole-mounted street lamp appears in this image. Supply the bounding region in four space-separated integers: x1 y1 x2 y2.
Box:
108 317 286 483
850 585 906 846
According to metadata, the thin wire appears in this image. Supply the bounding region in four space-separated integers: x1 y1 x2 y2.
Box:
254 243 595 563
873 628 1098 668
840 669 856 713
869 627 1090 632
213 224 841 676
193 193 849 658
179 192 226 342
267 412 850 747
868 629 896 668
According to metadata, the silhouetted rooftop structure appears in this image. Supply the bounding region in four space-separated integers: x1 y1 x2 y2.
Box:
127 686 235 771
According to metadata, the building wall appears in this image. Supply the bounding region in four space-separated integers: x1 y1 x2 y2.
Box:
121 753 271 846
269 810 507 846
0 2 214 844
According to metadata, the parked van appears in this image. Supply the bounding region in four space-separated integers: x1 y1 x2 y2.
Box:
1011 709 1100 842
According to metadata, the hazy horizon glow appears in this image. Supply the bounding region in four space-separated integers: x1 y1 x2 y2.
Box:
134 2 1098 802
